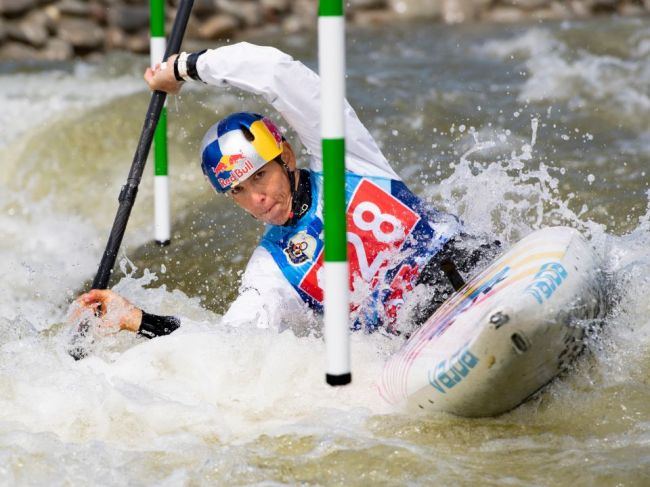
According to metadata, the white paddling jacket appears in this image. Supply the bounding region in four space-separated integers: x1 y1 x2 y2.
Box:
193 42 462 331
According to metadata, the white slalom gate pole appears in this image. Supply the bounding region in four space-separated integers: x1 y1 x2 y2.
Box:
319 0 351 386
150 0 171 246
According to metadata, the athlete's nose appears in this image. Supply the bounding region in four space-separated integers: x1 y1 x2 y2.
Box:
250 189 267 208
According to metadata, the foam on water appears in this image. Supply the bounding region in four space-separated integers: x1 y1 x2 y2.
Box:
0 63 143 147
0 268 397 459
0 189 101 330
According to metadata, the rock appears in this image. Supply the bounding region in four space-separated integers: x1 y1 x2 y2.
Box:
124 32 148 53
43 5 61 33
57 0 91 16
287 0 317 29
197 14 238 40
592 3 618 13
260 0 290 12
499 0 552 10
572 0 622 12
108 4 149 33
165 5 177 23
105 26 125 49
569 0 591 17
389 0 443 18
41 37 73 59
281 13 304 33
0 0 37 17
531 7 566 21
353 8 394 25
349 0 387 10
84 51 104 63
57 1 107 24
442 0 479 23
551 0 572 19
620 4 645 16
0 40 38 59
645 0 650 11
216 0 263 27
58 17 104 51
6 10 49 47
484 6 528 22
0 18 6 43
89 2 108 23
193 0 218 15
238 1 264 27
585 0 618 11
294 0 318 17
186 14 202 38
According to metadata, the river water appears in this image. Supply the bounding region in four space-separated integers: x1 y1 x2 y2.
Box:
1 17 649 485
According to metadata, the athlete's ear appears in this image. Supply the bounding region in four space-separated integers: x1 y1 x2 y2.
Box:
281 141 297 171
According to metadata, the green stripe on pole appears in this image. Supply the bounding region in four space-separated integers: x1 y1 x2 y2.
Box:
319 0 343 16
154 107 168 175
323 138 347 262
150 0 165 37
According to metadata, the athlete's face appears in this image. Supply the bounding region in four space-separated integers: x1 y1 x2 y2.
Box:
229 141 297 225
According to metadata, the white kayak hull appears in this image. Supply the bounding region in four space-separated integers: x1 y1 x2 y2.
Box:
380 226 606 417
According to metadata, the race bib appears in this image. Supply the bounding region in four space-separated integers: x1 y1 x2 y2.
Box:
299 180 420 303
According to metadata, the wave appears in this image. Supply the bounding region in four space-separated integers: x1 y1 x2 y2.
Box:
478 26 650 123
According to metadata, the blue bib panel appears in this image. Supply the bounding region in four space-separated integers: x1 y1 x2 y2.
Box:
260 170 461 330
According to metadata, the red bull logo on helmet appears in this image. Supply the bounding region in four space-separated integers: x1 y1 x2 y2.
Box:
214 152 245 175
214 152 255 189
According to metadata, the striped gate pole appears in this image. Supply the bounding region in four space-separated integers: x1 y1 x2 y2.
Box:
319 0 351 386
150 0 171 246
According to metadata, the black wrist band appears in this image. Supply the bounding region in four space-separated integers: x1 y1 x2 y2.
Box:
187 50 207 82
138 311 181 339
173 57 184 82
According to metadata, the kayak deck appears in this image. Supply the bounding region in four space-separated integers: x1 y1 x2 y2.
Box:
380 227 606 417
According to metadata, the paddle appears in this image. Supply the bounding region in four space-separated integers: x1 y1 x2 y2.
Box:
68 0 195 360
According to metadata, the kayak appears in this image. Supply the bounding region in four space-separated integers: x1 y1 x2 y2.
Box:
380 226 606 417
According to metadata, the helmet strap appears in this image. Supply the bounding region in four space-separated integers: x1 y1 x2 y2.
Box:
275 158 309 226
278 158 296 194
279 159 296 222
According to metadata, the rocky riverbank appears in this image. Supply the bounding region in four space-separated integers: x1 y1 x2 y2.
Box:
1 0 649 61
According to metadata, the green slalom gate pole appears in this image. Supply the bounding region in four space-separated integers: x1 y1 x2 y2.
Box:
151 0 171 245
319 0 351 386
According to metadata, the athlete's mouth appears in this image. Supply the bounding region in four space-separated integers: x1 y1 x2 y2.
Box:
262 203 277 217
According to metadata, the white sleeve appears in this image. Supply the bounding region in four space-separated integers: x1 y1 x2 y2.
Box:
196 42 400 180
220 246 310 331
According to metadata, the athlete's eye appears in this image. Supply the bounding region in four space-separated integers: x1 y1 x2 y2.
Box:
230 186 242 196
253 170 265 180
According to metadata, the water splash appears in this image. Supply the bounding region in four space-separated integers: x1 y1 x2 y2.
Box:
428 116 601 243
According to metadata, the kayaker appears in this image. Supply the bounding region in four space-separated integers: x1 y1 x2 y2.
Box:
75 42 499 340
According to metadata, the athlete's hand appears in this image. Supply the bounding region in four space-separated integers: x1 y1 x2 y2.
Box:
73 289 143 333
144 54 184 94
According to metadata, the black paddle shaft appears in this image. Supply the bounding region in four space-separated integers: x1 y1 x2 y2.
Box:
92 0 194 290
